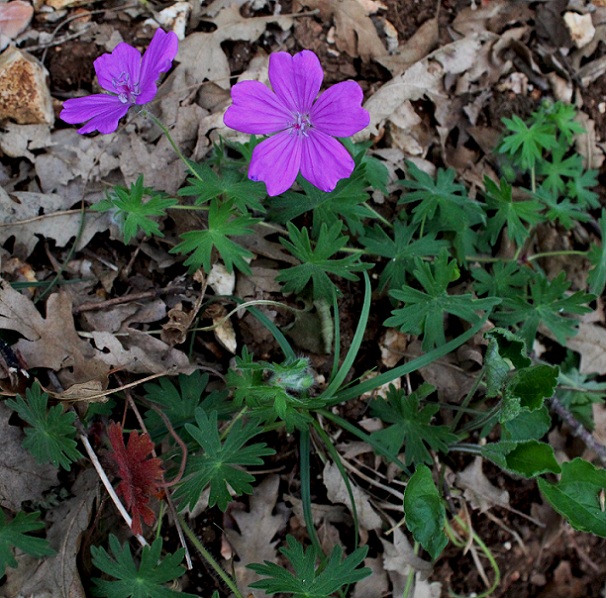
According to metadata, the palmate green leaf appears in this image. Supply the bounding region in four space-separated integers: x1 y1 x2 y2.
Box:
587 210 606 296
403 465 448 560
91 535 196 598
471 261 531 299
493 272 594 347
93 175 177 243
177 162 266 213
536 146 584 195
360 221 447 292
0 509 55 576
175 409 275 511
482 177 544 246
369 384 457 466
385 251 500 351
482 440 560 478
276 222 371 301
538 458 606 537
566 168 600 209
143 371 231 441
6 383 82 470
498 114 558 171
399 161 484 232
248 535 370 597
502 406 552 442
269 173 373 237
542 100 585 144
535 185 592 229
171 198 257 274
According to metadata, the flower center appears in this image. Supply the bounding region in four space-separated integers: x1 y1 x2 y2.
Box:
112 72 140 104
289 112 312 137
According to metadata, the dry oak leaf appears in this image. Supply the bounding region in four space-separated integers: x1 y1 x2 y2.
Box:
301 0 387 62
107 422 164 536
224 474 288 597
177 4 293 90
0 279 107 383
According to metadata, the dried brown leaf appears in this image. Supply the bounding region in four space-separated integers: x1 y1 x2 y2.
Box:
225 475 287 597
456 457 510 513
301 0 386 61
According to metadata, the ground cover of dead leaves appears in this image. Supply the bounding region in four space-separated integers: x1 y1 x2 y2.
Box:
1 0 606 596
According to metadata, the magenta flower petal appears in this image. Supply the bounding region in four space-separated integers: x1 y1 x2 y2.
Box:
137 28 178 104
249 132 302 196
94 42 142 95
60 29 177 135
223 80 292 134
311 81 370 137
300 129 355 193
268 50 323 113
60 95 130 134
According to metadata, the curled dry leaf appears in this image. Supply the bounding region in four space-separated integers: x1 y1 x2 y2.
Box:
0 0 33 40
456 457 510 513
301 0 386 61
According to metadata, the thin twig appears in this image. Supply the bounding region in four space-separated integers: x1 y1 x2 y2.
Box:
549 396 606 467
73 285 188 314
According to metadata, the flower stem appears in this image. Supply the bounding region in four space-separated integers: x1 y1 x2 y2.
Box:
526 249 587 261
177 513 244 598
142 110 204 184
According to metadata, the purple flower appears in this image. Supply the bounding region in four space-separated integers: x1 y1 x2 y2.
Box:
223 50 370 196
60 28 178 135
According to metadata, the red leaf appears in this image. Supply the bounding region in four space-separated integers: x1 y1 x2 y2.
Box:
107 421 164 536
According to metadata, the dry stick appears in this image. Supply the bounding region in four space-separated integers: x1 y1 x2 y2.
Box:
549 396 606 468
73 285 188 314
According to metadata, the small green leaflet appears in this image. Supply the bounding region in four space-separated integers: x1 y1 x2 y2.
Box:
534 185 591 229
6 383 82 470
91 535 196 598
248 535 370 597
177 161 266 213
171 198 257 274
269 174 374 237
494 272 593 347
536 146 583 196
385 251 500 351
276 222 371 301
398 161 484 232
498 114 558 171
403 465 448 560
0 509 55 576
482 176 543 247
566 168 599 209
483 328 531 398
143 371 231 441
175 409 275 511
587 210 606 296
471 261 531 300
360 221 447 293
92 175 177 243
542 100 585 144
538 458 606 538
369 384 457 467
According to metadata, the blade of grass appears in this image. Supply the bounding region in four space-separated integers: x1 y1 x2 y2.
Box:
327 317 488 406
299 429 324 556
323 271 371 397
